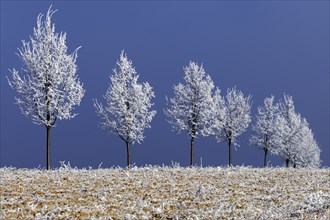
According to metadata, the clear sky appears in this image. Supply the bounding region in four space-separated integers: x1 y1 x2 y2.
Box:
1 1 329 168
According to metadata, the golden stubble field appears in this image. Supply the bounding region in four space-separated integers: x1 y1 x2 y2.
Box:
1 165 329 219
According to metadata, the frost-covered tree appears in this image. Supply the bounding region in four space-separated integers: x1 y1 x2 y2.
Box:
93 51 156 168
165 62 221 166
250 96 279 167
213 87 252 166
272 95 304 167
292 123 321 168
7 6 84 170
272 95 321 168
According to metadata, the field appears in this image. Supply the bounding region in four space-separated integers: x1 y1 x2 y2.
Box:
1 165 329 219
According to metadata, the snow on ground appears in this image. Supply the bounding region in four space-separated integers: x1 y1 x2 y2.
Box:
1 165 329 219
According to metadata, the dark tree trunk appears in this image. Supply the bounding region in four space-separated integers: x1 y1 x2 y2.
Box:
293 164 296 168
264 148 268 167
46 126 51 170
126 141 131 168
228 138 232 167
285 159 289 168
190 136 195 167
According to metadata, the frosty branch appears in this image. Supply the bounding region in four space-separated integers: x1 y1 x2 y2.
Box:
165 62 220 166
7 6 85 170
93 50 156 168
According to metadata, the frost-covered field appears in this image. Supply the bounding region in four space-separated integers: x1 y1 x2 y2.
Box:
1 166 329 219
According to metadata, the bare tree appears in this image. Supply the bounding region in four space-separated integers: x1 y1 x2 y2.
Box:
94 50 156 168
7 6 85 170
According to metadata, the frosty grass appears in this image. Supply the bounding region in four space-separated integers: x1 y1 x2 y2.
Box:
1 165 329 219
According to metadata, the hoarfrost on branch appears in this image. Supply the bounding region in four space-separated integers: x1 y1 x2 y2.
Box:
250 96 279 166
214 87 252 146
93 50 156 145
7 6 85 127
164 61 222 166
272 95 320 167
165 61 220 139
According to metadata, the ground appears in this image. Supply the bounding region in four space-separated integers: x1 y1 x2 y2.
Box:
1 165 329 219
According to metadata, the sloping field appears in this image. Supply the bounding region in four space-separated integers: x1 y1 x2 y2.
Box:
1 166 329 219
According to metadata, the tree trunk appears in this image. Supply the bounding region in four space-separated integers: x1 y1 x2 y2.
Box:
285 159 289 168
190 136 195 167
46 126 51 170
126 141 131 168
264 148 268 167
228 138 232 167
293 163 296 168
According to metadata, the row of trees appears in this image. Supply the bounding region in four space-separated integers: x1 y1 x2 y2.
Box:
250 95 321 168
164 62 252 167
7 7 321 169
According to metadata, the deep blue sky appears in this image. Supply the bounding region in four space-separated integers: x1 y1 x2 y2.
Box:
1 1 329 168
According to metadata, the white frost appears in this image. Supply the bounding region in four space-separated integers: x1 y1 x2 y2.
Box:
7 6 85 127
164 61 220 138
93 50 156 145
